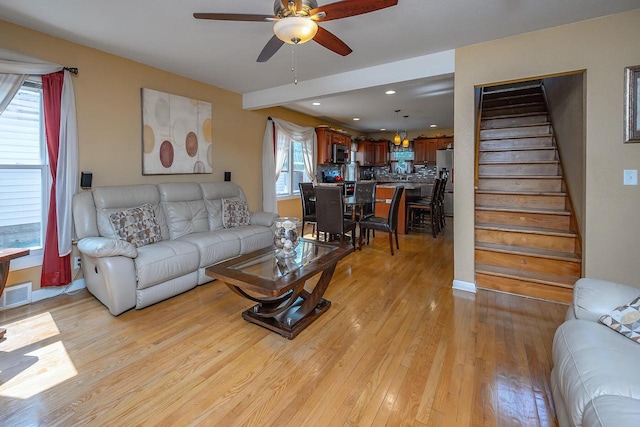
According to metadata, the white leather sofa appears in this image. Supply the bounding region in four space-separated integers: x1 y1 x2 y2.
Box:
551 278 640 426
72 181 277 316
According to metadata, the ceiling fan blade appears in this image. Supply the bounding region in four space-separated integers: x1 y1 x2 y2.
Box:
257 35 286 62
193 13 273 22
310 0 398 22
313 26 352 56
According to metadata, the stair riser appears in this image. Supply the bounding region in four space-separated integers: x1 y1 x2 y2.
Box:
475 229 576 253
480 125 552 140
475 249 581 276
475 273 573 303
481 104 547 118
479 163 559 176
479 136 554 151
479 150 557 162
481 114 549 129
476 193 566 210
482 94 544 109
475 210 570 230
477 177 562 192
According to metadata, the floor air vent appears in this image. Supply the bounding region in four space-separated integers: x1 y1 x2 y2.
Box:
1 282 32 310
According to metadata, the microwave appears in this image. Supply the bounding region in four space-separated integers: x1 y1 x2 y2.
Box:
332 144 350 164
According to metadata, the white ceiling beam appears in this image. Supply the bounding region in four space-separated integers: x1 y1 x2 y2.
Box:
242 49 455 110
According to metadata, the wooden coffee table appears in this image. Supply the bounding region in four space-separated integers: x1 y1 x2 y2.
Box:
205 238 353 339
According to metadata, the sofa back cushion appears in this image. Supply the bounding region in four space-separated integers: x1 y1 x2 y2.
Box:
92 184 168 240
158 183 208 240
200 182 248 231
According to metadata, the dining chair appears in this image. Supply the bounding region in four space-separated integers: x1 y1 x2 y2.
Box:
359 185 404 255
344 181 376 221
298 182 316 238
406 179 441 237
437 171 449 230
314 186 357 250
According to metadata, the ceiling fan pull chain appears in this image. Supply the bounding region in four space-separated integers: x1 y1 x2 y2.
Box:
291 45 298 85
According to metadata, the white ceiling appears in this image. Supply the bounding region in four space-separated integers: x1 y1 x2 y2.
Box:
1 0 638 133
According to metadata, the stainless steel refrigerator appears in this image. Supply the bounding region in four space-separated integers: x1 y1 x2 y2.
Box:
436 149 454 216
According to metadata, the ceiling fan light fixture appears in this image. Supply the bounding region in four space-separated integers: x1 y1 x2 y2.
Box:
274 17 318 44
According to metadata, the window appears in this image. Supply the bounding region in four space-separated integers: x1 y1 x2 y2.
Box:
0 81 49 268
276 141 311 197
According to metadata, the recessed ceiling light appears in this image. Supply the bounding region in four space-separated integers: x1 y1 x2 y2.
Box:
380 128 386 131
385 90 396 95
430 124 437 128
312 102 321 106
353 118 360 121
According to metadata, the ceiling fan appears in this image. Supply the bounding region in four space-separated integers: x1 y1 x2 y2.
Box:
194 0 399 62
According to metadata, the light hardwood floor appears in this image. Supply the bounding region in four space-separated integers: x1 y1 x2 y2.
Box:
0 223 568 426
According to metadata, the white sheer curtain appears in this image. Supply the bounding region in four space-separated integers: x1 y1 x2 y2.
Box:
0 49 78 257
262 117 317 213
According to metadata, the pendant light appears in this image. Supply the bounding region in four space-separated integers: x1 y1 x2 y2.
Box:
393 110 401 146
402 115 410 147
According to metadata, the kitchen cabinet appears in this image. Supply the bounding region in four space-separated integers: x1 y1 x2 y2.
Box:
358 139 389 166
316 127 352 164
413 136 453 165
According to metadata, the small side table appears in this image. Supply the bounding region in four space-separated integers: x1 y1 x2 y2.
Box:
0 248 30 339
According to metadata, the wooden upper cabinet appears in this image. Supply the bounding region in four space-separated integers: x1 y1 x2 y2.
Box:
358 140 389 166
316 127 352 163
413 136 453 164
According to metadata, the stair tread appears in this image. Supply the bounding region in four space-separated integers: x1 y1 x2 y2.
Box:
479 147 556 153
481 112 548 119
479 160 559 165
475 242 581 262
475 206 570 215
478 175 562 179
475 222 576 237
475 264 578 288
480 134 554 141
476 189 566 196
480 122 550 130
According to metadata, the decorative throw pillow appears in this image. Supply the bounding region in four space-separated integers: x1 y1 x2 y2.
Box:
109 203 162 247
222 197 251 228
599 295 640 344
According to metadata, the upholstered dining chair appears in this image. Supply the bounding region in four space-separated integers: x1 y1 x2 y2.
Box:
359 185 404 255
406 178 441 237
314 186 357 250
298 182 316 238
344 181 376 221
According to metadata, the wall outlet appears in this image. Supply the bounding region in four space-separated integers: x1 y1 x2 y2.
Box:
624 169 638 186
73 256 81 270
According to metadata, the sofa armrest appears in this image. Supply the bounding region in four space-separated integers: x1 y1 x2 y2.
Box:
573 278 640 322
77 237 138 258
250 211 278 227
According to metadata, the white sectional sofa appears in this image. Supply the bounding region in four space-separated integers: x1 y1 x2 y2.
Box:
72 181 277 316
551 278 640 426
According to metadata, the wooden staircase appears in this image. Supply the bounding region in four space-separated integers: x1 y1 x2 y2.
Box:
474 83 581 303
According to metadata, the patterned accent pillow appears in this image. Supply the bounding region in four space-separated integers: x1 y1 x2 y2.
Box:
109 203 162 247
222 197 251 228
599 295 640 344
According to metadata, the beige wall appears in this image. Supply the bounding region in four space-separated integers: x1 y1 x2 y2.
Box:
0 20 332 290
544 73 586 233
455 9 640 286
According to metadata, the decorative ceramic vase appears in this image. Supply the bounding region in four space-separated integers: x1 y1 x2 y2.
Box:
273 217 300 258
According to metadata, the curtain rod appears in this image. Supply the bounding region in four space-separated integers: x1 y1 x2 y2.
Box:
64 67 78 75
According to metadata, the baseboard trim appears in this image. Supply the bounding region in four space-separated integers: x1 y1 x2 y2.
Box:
32 278 86 303
453 279 477 293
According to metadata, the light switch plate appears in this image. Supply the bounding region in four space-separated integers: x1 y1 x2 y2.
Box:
624 169 638 186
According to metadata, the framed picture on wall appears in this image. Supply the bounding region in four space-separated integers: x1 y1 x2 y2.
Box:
624 65 640 143
141 88 213 174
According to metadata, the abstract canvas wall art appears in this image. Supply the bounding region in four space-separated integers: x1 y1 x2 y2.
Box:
142 88 213 174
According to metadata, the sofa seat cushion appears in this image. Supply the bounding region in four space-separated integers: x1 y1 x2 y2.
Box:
177 230 241 268
227 225 274 254
582 395 640 427
553 319 640 426
134 240 200 289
